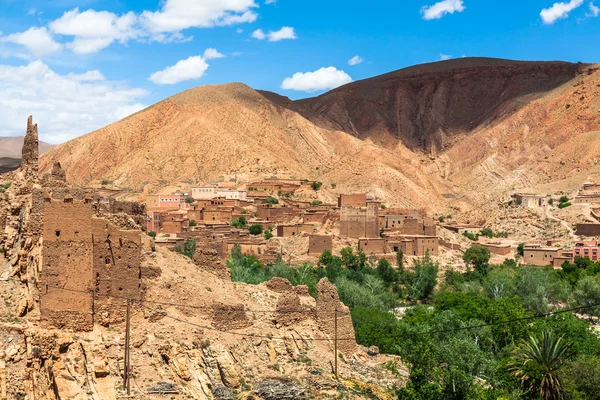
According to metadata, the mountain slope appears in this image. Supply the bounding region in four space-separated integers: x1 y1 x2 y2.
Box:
39 82 448 208
0 136 54 158
281 58 581 154
39 58 600 212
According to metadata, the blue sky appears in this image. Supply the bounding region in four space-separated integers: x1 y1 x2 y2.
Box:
0 0 598 143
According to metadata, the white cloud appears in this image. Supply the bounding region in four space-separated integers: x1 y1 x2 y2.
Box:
265 0 277 3
140 0 258 34
540 0 584 24
27 9 37 16
113 103 147 120
236 28 244 33
348 55 363 65
251 29 266 39
440 53 452 60
421 0 465 20
252 26 296 41
588 1 600 16
66 70 106 81
281 67 352 92
203 47 225 59
49 8 140 54
0 61 147 143
0 27 62 57
149 55 210 85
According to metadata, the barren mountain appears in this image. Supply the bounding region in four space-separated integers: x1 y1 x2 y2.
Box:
0 136 54 158
40 58 600 212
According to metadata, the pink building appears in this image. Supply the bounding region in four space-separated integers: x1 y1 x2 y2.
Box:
158 193 192 209
573 241 600 261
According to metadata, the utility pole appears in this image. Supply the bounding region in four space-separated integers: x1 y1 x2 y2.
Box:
124 297 131 395
334 307 338 379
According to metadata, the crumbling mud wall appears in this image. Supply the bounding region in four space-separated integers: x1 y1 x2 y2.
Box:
316 278 356 355
92 217 142 326
212 303 253 331
39 197 94 330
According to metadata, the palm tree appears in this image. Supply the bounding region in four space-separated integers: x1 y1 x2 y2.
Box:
508 331 572 400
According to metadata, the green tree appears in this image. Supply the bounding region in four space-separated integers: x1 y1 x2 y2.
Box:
572 276 600 319
311 181 323 191
189 220 197 227
396 249 404 272
463 246 491 275
264 229 273 240
148 231 157 238
185 196 194 204
175 239 196 259
508 331 572 400
560 355 600 399
405 253 439 301
480 227 494 238
377 258 397 287
559 195 569 204
517 243 525 257
249 224 263 235
264 197 279 205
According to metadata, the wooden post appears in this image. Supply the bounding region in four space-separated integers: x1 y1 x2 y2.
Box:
334 307 338 379
124 297 131 395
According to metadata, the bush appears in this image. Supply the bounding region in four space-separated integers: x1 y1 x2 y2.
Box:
517 243 525 257
558 202 572 209
463 231 479 241
559 195 569 204
148 231 157 238
265 197 279 205
264 230 273 240
311 200 322 206
249 224 263 235
189 220 197 227
381 204 387 209
572 276 600 319
548 198 554 205
311 181 323 191
231 216 248 228
438 216 445 222
185 196 194 204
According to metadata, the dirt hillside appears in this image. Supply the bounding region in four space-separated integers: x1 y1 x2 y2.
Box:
40 58 600 213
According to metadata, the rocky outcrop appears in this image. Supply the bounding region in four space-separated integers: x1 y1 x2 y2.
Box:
21 116 39 179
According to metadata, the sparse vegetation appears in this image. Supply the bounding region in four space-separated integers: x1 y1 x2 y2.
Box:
310 181 323 191
380 204 387 209
175 239 196 259
189 220 197 227
480 227 509 238
264 197 279 205
463 231 479 241
558 196 571 209
185 196 194 204
311 200 322 206
264 229 273 240
148 231 157 238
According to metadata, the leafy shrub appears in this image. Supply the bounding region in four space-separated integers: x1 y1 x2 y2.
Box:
463 231 479 241
311 181 323 191
249 224 263 235
231 216 248 228
463 246 491 275
189 220 197 227
265 197 279 205
264 230 273 240
175 239 196 259
558 202 571 209
311 200 322 206
148 231 157 238
559 195 569 204
185 196 195 204
404 253 439 301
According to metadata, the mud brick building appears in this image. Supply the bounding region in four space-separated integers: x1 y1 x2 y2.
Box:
575 223 600 237
573 241 600 261
358 238 388 254
338 193 367 208
476 242 512 256
340 203 379 239
308 235 333 255
523 244 572 267
386 235 439 257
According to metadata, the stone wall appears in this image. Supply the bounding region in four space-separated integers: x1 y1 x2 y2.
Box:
338 193 367 208
340 203 379 239
575 223 600 236
358 238 388 254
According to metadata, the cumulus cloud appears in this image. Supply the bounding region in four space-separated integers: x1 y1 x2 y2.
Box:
252 26 296 41
348 55 363 65
440 53 452 60
5 1 258 56
540 0 584 24
140 0 258 33
0 61 147 143
588 1 600 16
281 67 352 92
149 55 210 85
0 27 62 57
203 48 225 59
421 0 465 20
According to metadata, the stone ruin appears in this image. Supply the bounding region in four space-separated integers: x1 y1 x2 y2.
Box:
1 116 148 331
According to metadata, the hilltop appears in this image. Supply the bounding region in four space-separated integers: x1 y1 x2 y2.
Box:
40 58 600 213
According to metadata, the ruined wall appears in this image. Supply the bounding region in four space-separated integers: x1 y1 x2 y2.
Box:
21 116 39 181
40 198 94 330
316 278 356 355
358 238 388 254
92 218 141 326
308 235 333 255
212 303 253 331
338 194 367 208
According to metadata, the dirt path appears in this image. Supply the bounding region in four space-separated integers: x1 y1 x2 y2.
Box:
545 204 576 240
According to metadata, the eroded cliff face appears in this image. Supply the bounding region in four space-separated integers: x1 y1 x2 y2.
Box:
292 58 581 153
